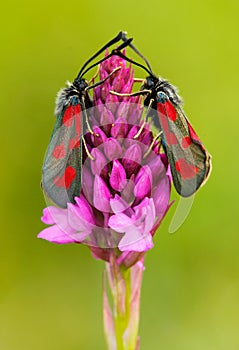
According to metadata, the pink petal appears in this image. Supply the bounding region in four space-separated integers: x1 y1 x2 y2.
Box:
143 198 156 232
109 160 126 192
105 95 118 114
100 81 111 102
126 125 140 140
104 138 122 161
91 148 108 176
153 176 171 220
118 229 154 252
112 70 124 92
38 225 77 244
67 201 94 231
41 206 68 229
100 107 115 128
82 167 94 203
116 101 130 119
75 196 95 221
147 155 165 182
111 117 128 139
121 79 133 94
91 126 107 147
134 166 152 200
122 144 142 176
108 213 133 232
41 207 56 225
93 175 111 212
110 195 133 214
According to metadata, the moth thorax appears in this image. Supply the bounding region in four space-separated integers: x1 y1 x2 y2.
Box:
156 91 169 103
160 80 182 105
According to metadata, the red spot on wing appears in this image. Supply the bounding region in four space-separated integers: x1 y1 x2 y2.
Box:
53 166 76 189
167 132 178 144
175 158 199 180
181 136 192 149
69 138 80 150
157 103 178 145
63 104 81 127
157 103 166 116
52 143 66 159
165 100 177 121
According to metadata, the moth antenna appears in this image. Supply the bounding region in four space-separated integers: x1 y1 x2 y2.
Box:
121 32 154 74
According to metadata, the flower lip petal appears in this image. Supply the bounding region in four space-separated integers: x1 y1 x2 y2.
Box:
108 212 134 233
118 228 154 252
110 194 133 215
109 196 156 253
38 225 77 244
41 206 68 229
41 207 56 225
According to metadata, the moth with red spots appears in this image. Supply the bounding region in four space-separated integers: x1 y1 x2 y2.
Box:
114 35 212 197
146 77 211 197
42 32 132 208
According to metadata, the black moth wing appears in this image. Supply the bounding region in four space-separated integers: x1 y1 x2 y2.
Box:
156 100 211 197
42 89 83 208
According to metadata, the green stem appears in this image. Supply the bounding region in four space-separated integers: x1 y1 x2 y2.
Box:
114 268 131 350
103 256 143 350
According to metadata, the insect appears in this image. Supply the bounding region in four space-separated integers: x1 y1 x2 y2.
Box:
111 35 212 197
42 32 132 208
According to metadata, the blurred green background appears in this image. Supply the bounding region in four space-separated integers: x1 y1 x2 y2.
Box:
1 0 238 349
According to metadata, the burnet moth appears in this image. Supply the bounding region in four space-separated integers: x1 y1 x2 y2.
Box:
42 32 132 208
111 35 212 197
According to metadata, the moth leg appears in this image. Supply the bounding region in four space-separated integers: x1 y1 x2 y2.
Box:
109 89 151 97
145 98 154 122
133 78 145 83
143 131 163 159
80 96 95 135
84 67 123 136
133 98 154 139
82 136 94 160
133 120 146 139
86 66 122 91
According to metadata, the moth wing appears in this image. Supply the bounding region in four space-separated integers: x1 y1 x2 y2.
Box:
157 100 211 197
42 94 83 208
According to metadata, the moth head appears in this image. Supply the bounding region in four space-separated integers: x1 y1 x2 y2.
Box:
73 78 88 92
143 75 158 90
